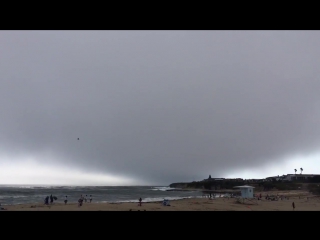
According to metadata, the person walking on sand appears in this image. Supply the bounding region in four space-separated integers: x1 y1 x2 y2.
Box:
138 197 142 206
89 195 92 203
292 202 295 210
50 194 53 204
64 195 68 205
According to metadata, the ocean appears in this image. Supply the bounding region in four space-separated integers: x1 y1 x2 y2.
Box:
0 185 204 206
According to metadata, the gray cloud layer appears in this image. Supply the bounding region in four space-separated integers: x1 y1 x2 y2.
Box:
1 30 320 184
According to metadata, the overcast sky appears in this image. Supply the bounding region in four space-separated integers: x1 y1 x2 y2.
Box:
0 30 320 186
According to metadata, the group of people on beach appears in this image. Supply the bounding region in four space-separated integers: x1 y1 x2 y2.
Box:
43 194 93 206
44 194 56 205
263 194 289 201
78 194 93 207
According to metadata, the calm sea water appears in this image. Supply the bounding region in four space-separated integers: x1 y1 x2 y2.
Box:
0 185 204 206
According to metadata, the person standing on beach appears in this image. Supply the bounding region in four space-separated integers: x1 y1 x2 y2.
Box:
50 194 53 204
64 195 68 205
44 196 49 205
89 195 92 203
292 202 295 210
78 195 84 207
138 197 142 206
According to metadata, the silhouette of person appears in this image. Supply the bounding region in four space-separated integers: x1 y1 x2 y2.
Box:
78 196 83 207
44 196 49 205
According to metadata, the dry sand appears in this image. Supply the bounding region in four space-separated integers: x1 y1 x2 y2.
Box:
2 190 320 211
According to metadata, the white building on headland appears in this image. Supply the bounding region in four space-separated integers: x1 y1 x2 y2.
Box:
266 174 320 182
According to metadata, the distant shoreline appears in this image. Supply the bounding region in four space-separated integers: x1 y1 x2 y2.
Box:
167 188 241 193
166 188 201 192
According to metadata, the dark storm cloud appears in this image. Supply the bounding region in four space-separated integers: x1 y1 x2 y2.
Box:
1 30 320 184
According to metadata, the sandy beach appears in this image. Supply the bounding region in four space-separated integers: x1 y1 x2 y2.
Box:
2 190 320 211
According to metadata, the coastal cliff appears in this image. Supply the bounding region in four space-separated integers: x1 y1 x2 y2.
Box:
169 179 248 190
169 182 189 188
169 179 320 193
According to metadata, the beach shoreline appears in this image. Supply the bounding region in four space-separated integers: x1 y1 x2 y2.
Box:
2 190 319 211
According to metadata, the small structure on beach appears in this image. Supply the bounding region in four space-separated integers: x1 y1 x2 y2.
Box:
233 185 255 199
233 185 257 204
